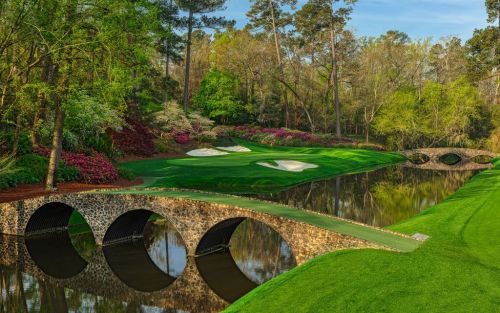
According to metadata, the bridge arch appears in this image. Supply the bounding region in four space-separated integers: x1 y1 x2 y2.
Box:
195 217 296 302
439 153 462 166
24 202 95 279
403 148 498 171
103 209 188 292
25 202 78 235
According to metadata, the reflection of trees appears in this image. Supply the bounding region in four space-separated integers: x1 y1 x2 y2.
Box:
143 218 187 277
0 267 68 313
229 219 296 285
69 232 96 262
0 265 182 312
256 167 476 227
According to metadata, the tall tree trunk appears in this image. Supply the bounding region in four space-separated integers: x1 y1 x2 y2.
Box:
330 27 341 139
12 114 22 155
268 0 289 127
182 10 193 112
165 0 174 79
45 104 64 191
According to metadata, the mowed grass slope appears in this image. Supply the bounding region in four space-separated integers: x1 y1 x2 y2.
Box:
120 140 406 194
225 160 500 313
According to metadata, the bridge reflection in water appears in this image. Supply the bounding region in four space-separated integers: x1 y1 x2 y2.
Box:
0 215 296 312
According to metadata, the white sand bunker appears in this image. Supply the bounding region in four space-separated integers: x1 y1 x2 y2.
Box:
257 160 318 172
187 148 229 157
216 145 251 153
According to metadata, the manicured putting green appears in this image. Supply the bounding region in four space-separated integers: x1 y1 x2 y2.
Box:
120 139 406 194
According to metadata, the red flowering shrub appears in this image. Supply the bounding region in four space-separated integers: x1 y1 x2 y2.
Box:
175 133 190 144
35 147 118 183
111 119 155 156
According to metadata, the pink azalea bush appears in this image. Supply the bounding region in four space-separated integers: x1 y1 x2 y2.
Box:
35 147 118 183
213 125 385 150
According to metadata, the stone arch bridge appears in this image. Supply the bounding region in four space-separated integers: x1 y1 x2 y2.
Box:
0 192 390 264
0 191 417 311
402 148 498 171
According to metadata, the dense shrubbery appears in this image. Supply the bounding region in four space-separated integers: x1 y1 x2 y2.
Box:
0 154 79 189
214 125 386 150
35 147 118 184
111 119 156 157
154 102 217 146
117 167 136 181
194 70 253 124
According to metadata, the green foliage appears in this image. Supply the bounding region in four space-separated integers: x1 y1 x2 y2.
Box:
194 70 249 124
466 26 499 82
117 167 136 181
0 154 79 189
0 156 15 176
374 78 482 150
374 87 420 149
154 139 169 153
485 0 499 24
63 92 124 146
1 131 32 155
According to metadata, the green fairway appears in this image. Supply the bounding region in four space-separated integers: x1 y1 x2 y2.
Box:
101 188 420 252
120 140 406 194
225 160 500 313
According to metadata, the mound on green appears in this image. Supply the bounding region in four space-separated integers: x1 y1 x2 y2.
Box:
120 140 406 194
225 160 500 313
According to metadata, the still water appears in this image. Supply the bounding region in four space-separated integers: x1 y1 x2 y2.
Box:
0 165 478 312
0 218 295 312
252 166 477 227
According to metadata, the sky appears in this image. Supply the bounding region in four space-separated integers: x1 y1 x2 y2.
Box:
220 0 489 41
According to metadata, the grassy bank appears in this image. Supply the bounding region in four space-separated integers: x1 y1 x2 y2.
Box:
120 140 406 194
225 160 500 313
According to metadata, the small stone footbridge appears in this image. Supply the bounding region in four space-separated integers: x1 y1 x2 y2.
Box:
402 148 499 171
0 190 420 311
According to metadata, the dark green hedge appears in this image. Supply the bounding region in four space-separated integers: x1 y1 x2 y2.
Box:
0 154 79 189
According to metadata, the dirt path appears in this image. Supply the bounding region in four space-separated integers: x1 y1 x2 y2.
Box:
0 179 143 203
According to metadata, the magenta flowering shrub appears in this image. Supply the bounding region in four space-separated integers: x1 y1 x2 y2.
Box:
35 147 118 183
175 133 190 144
111 119 156 156
214 125 385 150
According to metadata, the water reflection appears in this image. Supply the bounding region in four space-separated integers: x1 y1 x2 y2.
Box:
25 230 95 279
104 217 187 292
144 218 187 278
252 166 478 227
196 219 296 302
230 219 296 285
1 217 296 311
